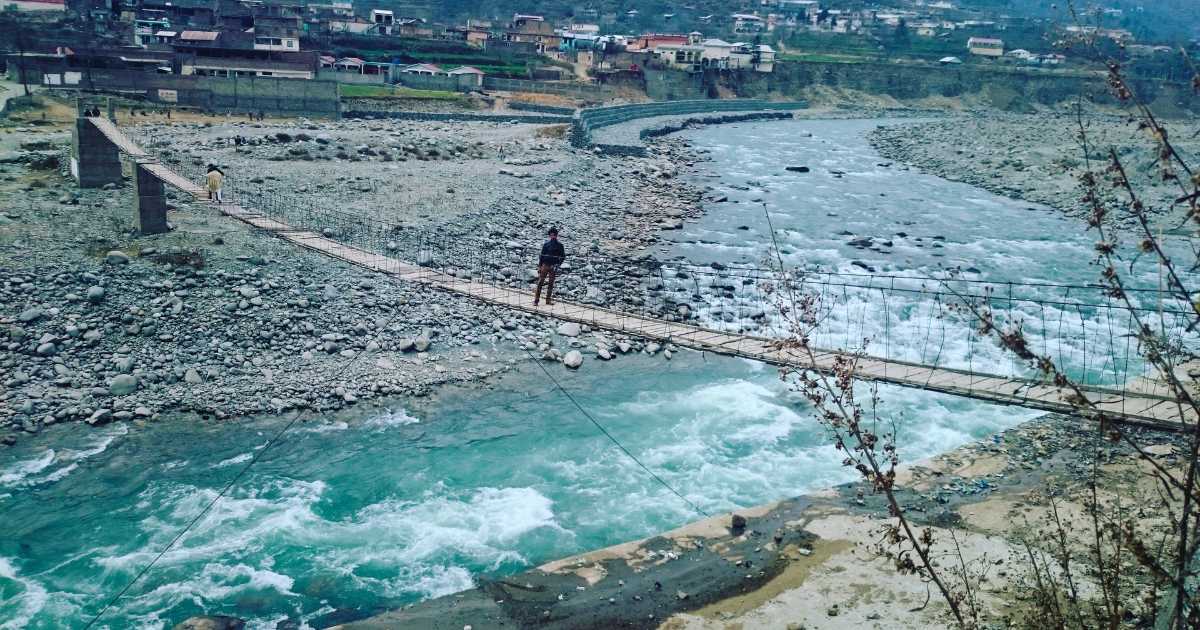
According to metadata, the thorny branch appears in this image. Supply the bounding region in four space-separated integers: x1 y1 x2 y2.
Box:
943 27 1200 628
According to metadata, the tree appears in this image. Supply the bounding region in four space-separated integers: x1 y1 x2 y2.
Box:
892 18 911 51
0 6 33 96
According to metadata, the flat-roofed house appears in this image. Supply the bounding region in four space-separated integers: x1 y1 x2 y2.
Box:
967 36 1004 56
178 30 221 44
253 16 301 51
753 44 775 72
371 9 395 34
180 52 317 78
731 13 764 34
654 44 704 71
505 14 560 52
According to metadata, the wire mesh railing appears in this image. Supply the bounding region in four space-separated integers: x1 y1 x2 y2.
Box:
112 121 1200 404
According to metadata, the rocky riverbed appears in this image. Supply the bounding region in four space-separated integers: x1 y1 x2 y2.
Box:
870 112 1200 227
0 112 709 445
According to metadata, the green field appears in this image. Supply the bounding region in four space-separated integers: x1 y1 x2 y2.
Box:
778 52 870 64
338 84 466 101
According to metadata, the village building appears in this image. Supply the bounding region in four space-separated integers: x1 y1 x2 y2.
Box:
967 36 1004 57
731 13 765 34
306 1 353 18
369 9 394 34
753 44 775 72
252 15 301 51
504 14 560 53
399 62 442 76
396 18 433 38
325 16 373 34
700 38 736 68
3 0 65 11
654 43 705 72
559 31 600 52
171 25 317 79
447 20 490 47
445 65 485 87
180 52 317 78
628 33 691 51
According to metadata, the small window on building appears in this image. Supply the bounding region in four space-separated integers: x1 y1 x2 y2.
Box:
287 40 294 47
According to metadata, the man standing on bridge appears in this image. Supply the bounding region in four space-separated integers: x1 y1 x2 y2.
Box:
533 227 566 307
206 164 225 203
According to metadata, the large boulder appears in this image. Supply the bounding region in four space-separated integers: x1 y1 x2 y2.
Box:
562 350 583 369
557 322 581 337
172 616 246 630
109 374 138 396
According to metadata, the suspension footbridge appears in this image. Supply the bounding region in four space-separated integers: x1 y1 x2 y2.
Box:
77 117 1197 430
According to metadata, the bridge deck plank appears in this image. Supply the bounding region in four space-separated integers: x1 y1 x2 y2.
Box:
94 118 1186 429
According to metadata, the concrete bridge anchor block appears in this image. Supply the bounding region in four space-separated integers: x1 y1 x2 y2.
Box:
134 162 170 235
71 117 122 188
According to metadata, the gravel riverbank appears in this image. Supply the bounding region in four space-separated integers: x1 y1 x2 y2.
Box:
869 112 1200 227
1 113 714 444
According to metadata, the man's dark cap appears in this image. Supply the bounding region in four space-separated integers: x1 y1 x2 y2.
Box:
548 227 558 235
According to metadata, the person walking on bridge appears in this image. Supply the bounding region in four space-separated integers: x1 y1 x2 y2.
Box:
533 227 566 307
206 164 225 203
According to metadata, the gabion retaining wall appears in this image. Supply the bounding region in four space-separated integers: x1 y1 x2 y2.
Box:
570 99 807 148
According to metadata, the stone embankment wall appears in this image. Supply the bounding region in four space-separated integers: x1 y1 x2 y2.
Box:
737 60 1197 115
571 99 808 149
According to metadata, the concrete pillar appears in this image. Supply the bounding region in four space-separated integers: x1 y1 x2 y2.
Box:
71 117 123 188
134 162 170 235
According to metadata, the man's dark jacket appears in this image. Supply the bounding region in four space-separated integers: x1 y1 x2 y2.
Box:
539 239 565 267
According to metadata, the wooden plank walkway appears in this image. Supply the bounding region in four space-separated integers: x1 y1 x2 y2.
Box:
87 119 1195 430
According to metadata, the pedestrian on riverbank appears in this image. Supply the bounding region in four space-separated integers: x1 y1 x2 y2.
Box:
206 164 225 203
533 227 566 306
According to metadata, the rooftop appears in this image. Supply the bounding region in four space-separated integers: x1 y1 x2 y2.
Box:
179 30 220 41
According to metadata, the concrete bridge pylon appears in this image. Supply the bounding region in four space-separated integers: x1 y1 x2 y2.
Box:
70 100 171 235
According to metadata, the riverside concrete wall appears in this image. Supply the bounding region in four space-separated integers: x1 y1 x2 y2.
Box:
570 99 808 148
35 70 341 117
